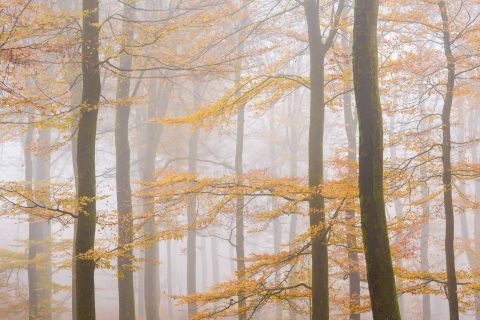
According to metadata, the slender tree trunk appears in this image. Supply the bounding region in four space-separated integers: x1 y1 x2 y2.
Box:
420 164 431 320
437 2 459 319
235 103 246 320
187 78 200 318
143 79 172 320
211 235 220 285
115 3 135 319
473 109 480 320
35 125 52 320
342 64 360 320
352 0 401 319
71 124 79 320
167 240 174 319
304 1 328 318
75 0 101 318
269 111 282 320
287 93 299 320
201 236 208 292
389 115 405 317
26 119 37 320
234 4 247 315
69 58 82 320
475 176 480 320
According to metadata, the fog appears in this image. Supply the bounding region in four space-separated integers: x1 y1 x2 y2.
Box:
0 0 479 319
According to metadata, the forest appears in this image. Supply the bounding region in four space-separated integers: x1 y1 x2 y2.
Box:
0 0 479 319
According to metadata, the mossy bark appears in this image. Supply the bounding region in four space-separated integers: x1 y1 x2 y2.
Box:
352 0 401 319
75 0 101 319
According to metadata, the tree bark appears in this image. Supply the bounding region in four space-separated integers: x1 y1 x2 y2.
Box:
115 3 135 320
75 0 101 319
352 0 401 318
437 1 459 319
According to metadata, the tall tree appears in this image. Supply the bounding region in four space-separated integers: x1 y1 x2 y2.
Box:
34 125 52 320
26 119 37 320
303 0 344 318
342 56 360 320
74 0 101 318
437 1 459 318
143 78 172 320
187 77 200 318
352 0 401 319
114 3 135 320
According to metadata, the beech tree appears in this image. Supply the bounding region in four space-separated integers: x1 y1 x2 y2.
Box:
352 0 401 319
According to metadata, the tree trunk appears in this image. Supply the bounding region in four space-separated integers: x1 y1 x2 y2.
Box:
235 102 246 320
26 119 37 320
269 110 282 320
211 235 220 285
143 79 171 320
115 3 135 320
304 1 328 318
187 79 199 318
437 1 459 319
34 125 52 320
389 115 405 317
342 61 360 320
75 0 101 319
472 109 480 320
167 240 174 319
287 92 299 320
420 164 431 320
69 55 82 320
352 0 401 318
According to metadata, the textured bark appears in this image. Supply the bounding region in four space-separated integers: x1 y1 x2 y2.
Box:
75 0 101 318
114 3 135 320
437 2 459 319
352 0 401 319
